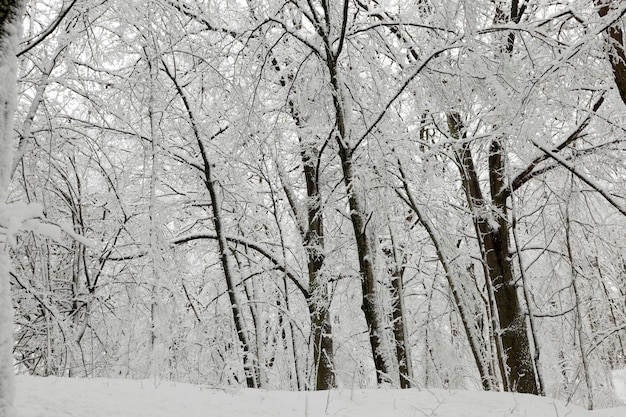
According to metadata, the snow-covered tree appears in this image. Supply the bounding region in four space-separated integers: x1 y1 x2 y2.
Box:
0 1 25 415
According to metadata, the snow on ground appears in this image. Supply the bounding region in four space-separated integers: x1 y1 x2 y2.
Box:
613 369 626 403
15 375 626 417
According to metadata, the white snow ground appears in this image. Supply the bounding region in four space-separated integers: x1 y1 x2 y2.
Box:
613 369 626 404
14 375 626 417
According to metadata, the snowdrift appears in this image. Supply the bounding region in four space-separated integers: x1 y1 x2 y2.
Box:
16 375 626 417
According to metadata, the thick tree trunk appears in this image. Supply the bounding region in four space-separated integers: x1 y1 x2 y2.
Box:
0 2 24 415
297 3 394 383
449 114 538 394
338 147 392 384
597 1 626 105
301 149 335 390
308 298 334 390
488 139 538 394
286 99 335 389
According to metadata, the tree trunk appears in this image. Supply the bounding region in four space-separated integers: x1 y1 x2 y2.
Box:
163 66 259 388
145 45 162 380
289 100 335 389
0 2 25 415
327 39 393 387
301 152 335 389
385 241 412 388
565 203 594 409
338 146 392 384
597 0 626 105
204 141 259 388
448 113 538 394
289 0 394 386
395 157 495 390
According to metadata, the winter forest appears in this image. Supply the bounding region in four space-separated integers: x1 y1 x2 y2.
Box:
1 0 626 414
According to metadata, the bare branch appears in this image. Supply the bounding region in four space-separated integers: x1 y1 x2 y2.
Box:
335 0 349 58
18 0 79 57
172 233 309 299
353 38 463 151
503 95 605 199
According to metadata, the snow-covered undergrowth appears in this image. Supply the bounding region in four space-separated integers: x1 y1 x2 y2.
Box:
613 369 626 403
15 376 626 417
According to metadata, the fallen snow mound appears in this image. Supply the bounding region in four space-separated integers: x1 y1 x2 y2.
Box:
613 368 626 403
15 375 626 417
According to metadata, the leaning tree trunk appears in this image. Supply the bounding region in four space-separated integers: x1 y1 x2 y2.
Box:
353 1 496 389
395 153 496 390
0 2 25 416
327 47 394 384
163 65 259 388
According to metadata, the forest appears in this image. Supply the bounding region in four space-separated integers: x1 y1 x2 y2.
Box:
1 0 626 414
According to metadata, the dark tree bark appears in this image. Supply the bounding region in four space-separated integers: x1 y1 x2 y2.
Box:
297 1 394 385
395 155 496 390
439 2 539 394
384 240 412 388
597 0 626 105
301 151 335 390
448 113 539 394
280 78 336 390
339 148 392 384
163 65 259 388
353 1 499 389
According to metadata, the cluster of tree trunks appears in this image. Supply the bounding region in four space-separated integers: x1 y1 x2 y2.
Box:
3 3 626 413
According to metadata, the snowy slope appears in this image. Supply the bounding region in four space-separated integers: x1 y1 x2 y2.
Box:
15 375 626 417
